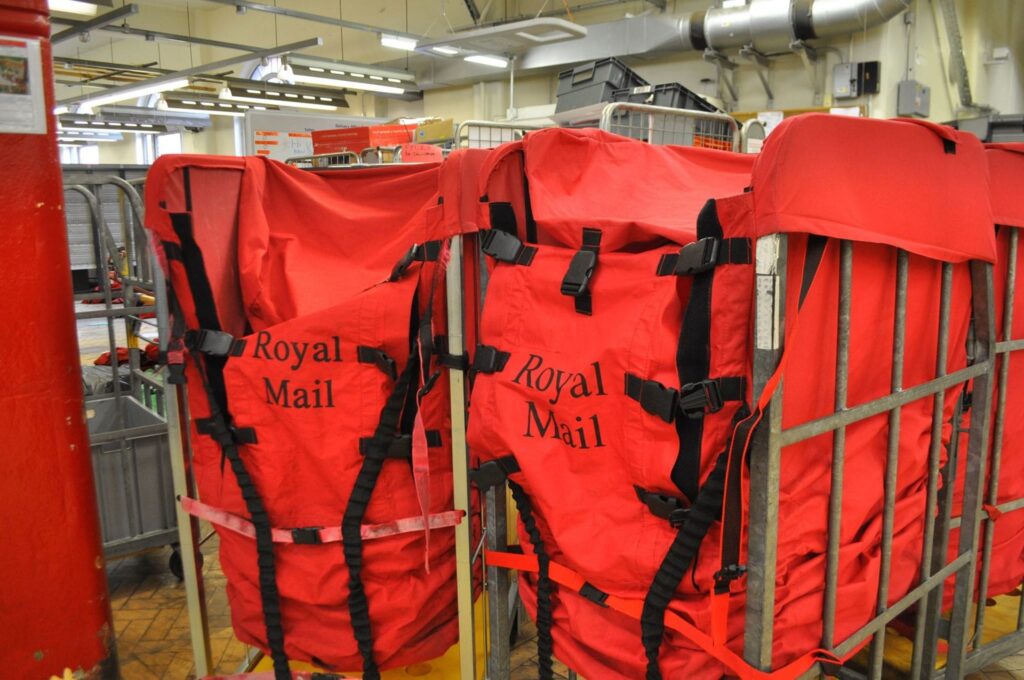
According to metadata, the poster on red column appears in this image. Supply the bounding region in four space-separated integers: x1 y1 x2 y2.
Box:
0 35 45 135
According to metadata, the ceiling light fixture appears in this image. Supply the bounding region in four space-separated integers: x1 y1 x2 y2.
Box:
220 86 338 111
159 96 274 117
76 77 190 114
288 65 405 95
48 0 99 16
380 34 417 51
464 54 509 68
431 45 459 56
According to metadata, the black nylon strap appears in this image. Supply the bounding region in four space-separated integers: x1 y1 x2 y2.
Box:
561 227 601 315
195 418 257 444
508 480 554 680
162 240 184 262
342 352 420 680
641 446 730 680
357 346 398 381
489 202 518 236
168 201 290 680
673 200 723 504
522 162 538 243
655 237 752 276
579 582 610 608
358 430 442 459
800 235 828 307
624 373 745 424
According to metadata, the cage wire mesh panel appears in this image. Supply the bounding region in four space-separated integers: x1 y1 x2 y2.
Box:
598 102 739 150
456 120 546 149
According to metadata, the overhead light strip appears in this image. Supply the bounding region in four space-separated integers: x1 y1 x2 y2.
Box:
288 66 405 95
76 77 190 114
220 87 337 111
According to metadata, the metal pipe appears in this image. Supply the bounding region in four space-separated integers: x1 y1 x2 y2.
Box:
822 239 852 649
868 249 908 677
911 261 953 679
51 3 138 45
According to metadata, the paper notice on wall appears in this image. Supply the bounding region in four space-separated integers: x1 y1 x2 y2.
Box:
756 111 785 136
253 130 313 161
829 106 862 117
0 36 46 135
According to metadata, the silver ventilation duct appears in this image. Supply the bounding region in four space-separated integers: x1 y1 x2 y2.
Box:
417 0 910 88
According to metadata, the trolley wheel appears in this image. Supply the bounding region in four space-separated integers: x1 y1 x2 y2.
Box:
169 547 204 581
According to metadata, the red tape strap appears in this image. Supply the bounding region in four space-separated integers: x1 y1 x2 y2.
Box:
486 550 853 680
181 496 463 543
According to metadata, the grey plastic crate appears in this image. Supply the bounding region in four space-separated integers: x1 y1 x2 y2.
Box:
612 83 719 113
87 396 177 557
556 57 647 113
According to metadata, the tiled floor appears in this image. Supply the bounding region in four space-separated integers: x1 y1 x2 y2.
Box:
102 538 1024 680
106 532 250 679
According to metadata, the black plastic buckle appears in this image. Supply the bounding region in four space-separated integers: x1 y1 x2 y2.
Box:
185 329 237 356
473 345 510 374
713 564 748 593
481 230 524 263
470 459 514 489
636 487 689 528
639 380 679 423
560 249 597 297
291 527 323 545
578 582 610 608
390 242 438 280
678 379 723 418
674 237 720 275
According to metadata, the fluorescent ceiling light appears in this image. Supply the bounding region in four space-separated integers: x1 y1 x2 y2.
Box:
53 105 69 115
290 72 404 95
431 45 459 56
220 87 337 111
464 54 508 68
48 0 99 15
77 77 190 114
60 125 161 135
58 136 119 143
380 34 417 51
158 97 260 117
721 0 746 7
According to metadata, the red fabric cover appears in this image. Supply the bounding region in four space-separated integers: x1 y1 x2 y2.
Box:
219 274 458 669
987 144 1024 229
470 117 980 678
945 144 1024 605
144 155 474 672
751 114 995 264
477 127 756 250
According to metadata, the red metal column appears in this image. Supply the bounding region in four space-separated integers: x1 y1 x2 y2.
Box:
0 2 117 678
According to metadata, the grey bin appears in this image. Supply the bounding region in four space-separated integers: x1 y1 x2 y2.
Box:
87 396 177 558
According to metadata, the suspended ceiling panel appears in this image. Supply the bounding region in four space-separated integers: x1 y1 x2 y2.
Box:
417 17 586 57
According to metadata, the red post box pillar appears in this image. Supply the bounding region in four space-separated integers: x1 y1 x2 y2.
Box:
0 2 117 678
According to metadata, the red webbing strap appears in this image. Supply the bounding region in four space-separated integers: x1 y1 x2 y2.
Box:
181 496 463 543
487 551 846 680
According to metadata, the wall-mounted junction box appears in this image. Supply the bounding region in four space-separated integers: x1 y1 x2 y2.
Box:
897 79 931 117
833 61 881 99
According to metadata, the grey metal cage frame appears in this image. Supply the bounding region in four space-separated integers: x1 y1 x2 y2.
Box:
744 234 998 680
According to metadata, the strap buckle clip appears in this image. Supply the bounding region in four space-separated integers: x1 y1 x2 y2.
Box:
185 329 238 356
473 345 510 374
291 527 323 545
635 487 689 528
639 379 679 423
481 230 525 263
713 563 748 593
674 237 720 275
679 379 723 418
470 458 517 490
560 249 597 297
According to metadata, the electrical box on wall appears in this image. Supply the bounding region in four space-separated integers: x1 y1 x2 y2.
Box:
833 61 881 99
897 79 931 117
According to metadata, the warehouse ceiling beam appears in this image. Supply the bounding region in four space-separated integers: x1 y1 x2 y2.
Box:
58 36 323 107
50 16 268 53
204 0 419 41
51 3 137 45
